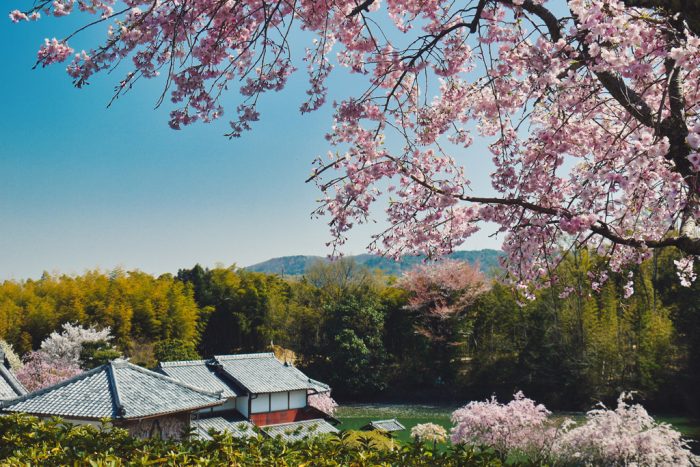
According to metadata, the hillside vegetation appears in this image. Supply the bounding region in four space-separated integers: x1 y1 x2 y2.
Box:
245 250 503 276
0 248 698 416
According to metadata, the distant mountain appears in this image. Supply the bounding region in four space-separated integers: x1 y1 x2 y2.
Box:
245 250 503 276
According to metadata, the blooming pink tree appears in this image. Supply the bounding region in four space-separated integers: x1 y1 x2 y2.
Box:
451 391 554 459
553 393 698 466
15 351 82 392
398 260 489 322
451 391 699 465
398 260 488 381
8 0 700 287
307 392 338 417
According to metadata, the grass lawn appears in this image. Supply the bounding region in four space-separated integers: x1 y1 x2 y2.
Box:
336 403 700 452
336 404 455 445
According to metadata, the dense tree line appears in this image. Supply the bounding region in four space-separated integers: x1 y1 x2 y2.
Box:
0 270 199 366
0 252 698 414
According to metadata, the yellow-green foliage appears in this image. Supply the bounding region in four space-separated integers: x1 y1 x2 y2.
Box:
0 270 201 357
342 430 397 450
0 414 504 466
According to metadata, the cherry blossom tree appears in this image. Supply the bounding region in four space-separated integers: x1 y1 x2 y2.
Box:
8 0 700 288
397 260 488 382
398 260 489 322
307 392 338 417
451 391 699 465
553 393 699 466
40 322 114 364
451 390 554 460
15 351 82 392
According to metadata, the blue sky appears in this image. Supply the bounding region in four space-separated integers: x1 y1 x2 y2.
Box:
0 12 500 280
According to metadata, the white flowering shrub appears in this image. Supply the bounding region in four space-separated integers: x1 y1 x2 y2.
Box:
411 423 447 444
553 393 698 466
40 323 113 363
0 339 23 371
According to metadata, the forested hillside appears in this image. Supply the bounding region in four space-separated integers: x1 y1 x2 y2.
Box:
0 249 698 416
245 250 503 276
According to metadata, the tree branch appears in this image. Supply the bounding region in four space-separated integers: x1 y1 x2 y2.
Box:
348 0 375 18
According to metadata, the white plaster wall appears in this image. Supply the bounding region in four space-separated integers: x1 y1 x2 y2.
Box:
212 399 237 413
289 390 306 409
270 392 288 411
236 395 249 417
250 393 270 413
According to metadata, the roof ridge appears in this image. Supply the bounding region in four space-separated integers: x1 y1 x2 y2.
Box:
158 359 211 367
106 361 126 417
0 364 106 409
123 361 224 398
214 352 275 361
262 418 327 428
0 364 27 397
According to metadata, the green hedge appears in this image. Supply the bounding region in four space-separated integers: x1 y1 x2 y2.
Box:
0 414 507 466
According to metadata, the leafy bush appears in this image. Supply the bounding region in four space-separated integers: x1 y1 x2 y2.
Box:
79 340 122 369
153 338 200 363
0 414 503 466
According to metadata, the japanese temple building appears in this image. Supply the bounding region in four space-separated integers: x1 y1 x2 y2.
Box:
0 352 338 442
0 349 26 402
158 352 338 440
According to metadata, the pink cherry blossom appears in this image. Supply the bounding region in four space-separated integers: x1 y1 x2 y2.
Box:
15 351 82 392
36 38 73 67
451 391 699 465
9 9 27 22
307 392 338 416
9 0 700 289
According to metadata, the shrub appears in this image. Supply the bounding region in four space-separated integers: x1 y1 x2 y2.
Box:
451 391 553 461
153 339 200 363
553 393 698 466
411 423 448 444
450 391 699 466
0 413 503 466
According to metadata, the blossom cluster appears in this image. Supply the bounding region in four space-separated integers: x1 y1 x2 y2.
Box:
40 322 112 363
410 423 447 443
9 0 700 288
15 323 116 391
450 392 699 465
451 391 553 458
307 392 338 417
15 351 82 392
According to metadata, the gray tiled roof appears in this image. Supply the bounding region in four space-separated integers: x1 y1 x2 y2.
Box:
263 419 338 442
158 360 242 398
1 360 223 420
192 413 257 440
0 364 26 401
365 419 406 432
213 353 330 394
